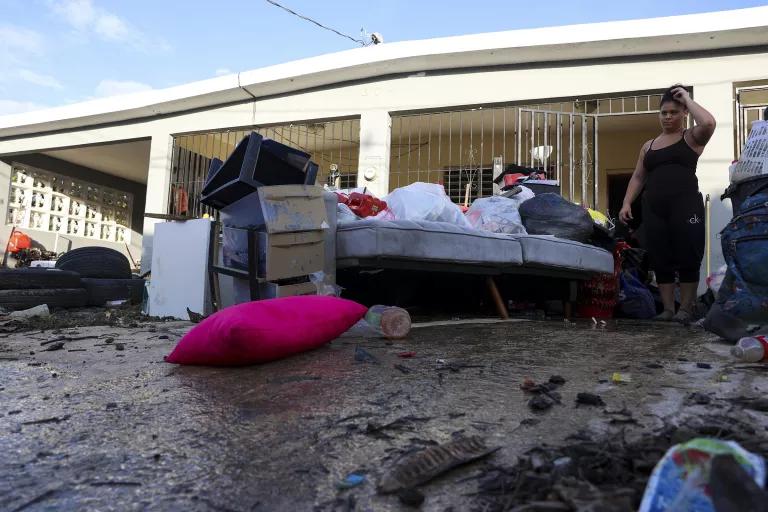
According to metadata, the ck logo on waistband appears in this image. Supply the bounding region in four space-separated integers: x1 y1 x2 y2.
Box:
689 214 702 225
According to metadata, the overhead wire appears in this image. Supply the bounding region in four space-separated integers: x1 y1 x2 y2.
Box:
264 0 368 46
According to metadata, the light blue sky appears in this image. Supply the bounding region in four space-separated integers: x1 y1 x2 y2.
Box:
0 0 765 114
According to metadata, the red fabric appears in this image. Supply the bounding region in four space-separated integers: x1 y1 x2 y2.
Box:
348 193 387 218
503 173 526 187
7 231 31 253
165 296 367 366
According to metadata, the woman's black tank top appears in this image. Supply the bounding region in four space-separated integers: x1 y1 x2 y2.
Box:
643 131 700 198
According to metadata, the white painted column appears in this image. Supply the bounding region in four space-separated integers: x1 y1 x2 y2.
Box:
357 110 392 198
692 81 735 291
140 132 173 273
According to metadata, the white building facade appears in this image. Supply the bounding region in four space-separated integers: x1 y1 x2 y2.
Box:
1 7 767 284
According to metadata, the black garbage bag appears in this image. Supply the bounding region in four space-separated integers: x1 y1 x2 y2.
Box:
519 193 594 242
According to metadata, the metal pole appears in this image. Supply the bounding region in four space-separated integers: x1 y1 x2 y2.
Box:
569 115 575 202
556 113 562 183
581 115 587 205
516 109 522 166
593 116 599 211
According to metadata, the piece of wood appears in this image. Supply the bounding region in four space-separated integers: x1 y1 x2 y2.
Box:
463 184 471 207
486 276 509 320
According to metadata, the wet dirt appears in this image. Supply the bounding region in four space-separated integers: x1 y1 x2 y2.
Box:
0 318 766 511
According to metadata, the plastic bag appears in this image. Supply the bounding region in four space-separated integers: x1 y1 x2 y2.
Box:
383 182 472 227
7 230 31 253
706 264 727 294
731 120 768 183
466 187 534 234
337 203 360 223
639 438 765 512
519 193 595 242
617 270 655 319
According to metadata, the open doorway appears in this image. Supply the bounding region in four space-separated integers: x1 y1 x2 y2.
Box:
597 112 660 220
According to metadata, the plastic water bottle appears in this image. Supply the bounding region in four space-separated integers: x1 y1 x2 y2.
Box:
365 305 412 339
731 335 768 363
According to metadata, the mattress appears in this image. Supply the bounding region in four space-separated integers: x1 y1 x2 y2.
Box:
336 219 614 275
511 235 614 273
336 219 523 265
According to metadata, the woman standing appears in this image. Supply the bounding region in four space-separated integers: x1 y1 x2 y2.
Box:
619 85 716 322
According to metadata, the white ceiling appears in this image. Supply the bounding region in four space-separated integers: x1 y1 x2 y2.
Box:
43 140 151 184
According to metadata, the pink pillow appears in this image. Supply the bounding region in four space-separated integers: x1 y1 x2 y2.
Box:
165 296 367 366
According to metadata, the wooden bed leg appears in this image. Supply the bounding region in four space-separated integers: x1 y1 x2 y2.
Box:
486 276 509 320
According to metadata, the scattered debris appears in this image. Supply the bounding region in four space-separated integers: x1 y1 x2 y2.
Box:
8 304 50 319
436 361 485 373
687 392 712 405
115 343 125 351
105 402 117 410
21 414 70 425
397 351 416 358
639 438 765 512
186 307 207 324
611 372 632 384
365 416 431 439
697 362 713 369
337 473 366 489
378 436 497 493
549 375 566 385
728 397 768 412
528 396 555 411
394 364 412 374
473 419 767 511
43 342 64 352
354 346 378 364
646 363 663 369
576 393 605 406
269 375 321 384
397 488 425 507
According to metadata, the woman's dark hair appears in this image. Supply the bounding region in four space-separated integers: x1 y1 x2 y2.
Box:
660 84 689 109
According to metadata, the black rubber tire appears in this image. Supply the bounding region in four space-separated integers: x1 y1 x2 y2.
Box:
55 247 131 279
0 288 88 310
0 268 82 290
81 278 145 306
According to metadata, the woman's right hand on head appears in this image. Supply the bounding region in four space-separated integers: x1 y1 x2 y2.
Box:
619 204 633 224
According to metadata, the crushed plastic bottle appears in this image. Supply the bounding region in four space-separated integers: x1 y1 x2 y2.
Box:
731 335 768 363
364 305 412 340
342 306 412 339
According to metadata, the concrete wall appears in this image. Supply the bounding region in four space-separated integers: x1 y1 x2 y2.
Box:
0 50 767 281
0 155 145 267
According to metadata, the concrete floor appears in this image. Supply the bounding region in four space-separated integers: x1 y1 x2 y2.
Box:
1 317 766 511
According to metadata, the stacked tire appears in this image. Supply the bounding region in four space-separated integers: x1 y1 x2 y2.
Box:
0 268 87 310
55 247 144 306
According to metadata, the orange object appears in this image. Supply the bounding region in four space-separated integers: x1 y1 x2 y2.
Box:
173 187 189 215
7 230 31 253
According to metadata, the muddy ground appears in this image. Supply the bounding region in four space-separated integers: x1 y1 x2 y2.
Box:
1 314 767 511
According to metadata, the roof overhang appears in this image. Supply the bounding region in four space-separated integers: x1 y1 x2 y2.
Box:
2 6 768 139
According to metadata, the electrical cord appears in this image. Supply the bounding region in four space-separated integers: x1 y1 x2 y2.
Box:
264 0 368 46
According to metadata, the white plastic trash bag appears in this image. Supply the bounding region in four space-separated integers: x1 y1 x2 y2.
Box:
731 120 768 183
706 264 728 295
336 203 359 223
383 182 472 227
466 187 534 234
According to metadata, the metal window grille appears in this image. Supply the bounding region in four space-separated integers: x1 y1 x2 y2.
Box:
735 84 768 158
389 93 663 208
168 118 360 217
